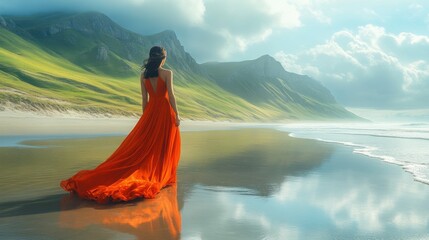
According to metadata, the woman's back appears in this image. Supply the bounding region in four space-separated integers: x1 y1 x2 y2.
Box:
60 47 181 204
146 76 166 97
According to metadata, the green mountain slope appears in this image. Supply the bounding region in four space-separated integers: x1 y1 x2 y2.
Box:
0 12 360 121
202 55 357 119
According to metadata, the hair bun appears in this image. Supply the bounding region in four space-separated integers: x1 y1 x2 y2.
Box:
150 52 165 59
149 46 166 59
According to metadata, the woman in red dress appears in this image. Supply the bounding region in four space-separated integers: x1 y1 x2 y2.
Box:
61 46 181 204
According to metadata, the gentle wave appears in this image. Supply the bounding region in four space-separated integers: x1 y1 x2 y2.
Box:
282 124 429 186
332 132 429 142
400 122 429 127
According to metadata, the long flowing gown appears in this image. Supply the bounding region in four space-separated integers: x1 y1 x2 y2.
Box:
60 76 181 204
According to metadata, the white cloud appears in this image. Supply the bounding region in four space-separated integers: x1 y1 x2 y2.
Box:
275 24 429 109
4 0 384 63
408 3 423 11
262 0 302 28
308 8 332 24
175 0 206 26
110 0 206 28
196 0 304 59
2 0 428 66
291 0 332 24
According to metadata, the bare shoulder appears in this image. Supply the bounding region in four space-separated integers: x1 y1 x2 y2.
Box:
159 68 173 81
140 72 146 81
159 68 172 75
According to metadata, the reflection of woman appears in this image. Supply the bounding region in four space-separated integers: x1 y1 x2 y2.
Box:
60 46 181 203
60 185 181 240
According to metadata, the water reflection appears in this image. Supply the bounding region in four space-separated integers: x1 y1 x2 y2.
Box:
60 185 181 240
179 129 332 197
2 129 429 239
179 147 429 240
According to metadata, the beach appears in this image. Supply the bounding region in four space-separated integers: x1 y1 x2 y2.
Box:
0 109 263 136
1 115 429 239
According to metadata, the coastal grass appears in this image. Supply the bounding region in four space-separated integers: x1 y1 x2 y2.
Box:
0 27 277 120
0 26 355 121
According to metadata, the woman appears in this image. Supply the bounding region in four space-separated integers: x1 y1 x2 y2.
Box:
61 46 181 204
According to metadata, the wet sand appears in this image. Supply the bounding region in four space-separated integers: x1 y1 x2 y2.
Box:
1 129 429 239
0 110 270 136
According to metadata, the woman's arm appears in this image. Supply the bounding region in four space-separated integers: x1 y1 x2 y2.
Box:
165 70 180 126
140 73 148 113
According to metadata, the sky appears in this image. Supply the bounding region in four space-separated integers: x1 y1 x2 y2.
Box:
1 0 429 113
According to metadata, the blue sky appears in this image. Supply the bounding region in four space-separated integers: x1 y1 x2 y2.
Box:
1 0 429 113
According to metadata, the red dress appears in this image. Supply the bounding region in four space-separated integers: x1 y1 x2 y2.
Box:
61 76 181 203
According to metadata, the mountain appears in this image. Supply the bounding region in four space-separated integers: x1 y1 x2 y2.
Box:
1 12 201 77
202 55 356 119
0 12 360 121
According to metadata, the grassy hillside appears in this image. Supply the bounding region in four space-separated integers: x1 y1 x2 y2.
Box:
0 12 360 121
0 27 271 120
202 55 358 120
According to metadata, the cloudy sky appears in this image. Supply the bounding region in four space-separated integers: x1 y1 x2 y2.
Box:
1 0 429 113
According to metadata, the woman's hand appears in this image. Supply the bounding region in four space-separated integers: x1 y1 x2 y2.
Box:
175 117 181 126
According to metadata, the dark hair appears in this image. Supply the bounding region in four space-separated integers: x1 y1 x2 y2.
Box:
142 46 167 78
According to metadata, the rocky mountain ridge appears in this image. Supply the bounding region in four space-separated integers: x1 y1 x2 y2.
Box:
0 11 360 121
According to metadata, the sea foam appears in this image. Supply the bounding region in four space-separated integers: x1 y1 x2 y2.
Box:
279 123 429 186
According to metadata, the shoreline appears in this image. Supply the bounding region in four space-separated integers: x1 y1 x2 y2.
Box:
2 112 429 239
278 123 429 189
0 109 281 136
1 127 429 239
0 108 365 136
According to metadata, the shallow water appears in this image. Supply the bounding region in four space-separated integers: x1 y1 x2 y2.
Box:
0 129 429 239
278 122 429 185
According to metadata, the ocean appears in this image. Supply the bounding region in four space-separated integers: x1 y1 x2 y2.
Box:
277 122 429 186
